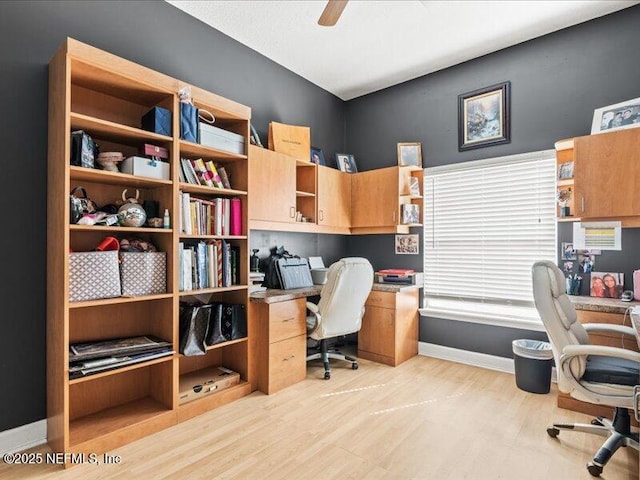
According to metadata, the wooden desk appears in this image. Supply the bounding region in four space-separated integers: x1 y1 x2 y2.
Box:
558 296 639 419
250 283 421 393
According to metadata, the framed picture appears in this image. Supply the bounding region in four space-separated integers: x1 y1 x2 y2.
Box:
395 234 419 255
401 204 420 224
589 271 624 298
558 162 574 180
397 142 422 167
591 97 640 135
310 146 325 165
336 153 357 173
458 81 511 151
561 242 576 260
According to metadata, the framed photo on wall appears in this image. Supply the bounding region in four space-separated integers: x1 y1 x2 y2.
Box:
458 81 511 151
395 234 419 255
397 142 422 167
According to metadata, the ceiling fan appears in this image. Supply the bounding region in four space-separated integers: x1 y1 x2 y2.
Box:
318 0 349 26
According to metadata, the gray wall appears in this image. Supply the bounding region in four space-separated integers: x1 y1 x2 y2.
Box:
345 5 640 358
0 0 345 433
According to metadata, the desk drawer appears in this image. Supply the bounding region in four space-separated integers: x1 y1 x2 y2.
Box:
366 291 395 309
269 298 306 343
268 335 306 394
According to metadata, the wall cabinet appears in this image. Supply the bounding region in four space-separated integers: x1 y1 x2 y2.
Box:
358 288 419 367
48 38 252 459
350 167 398 231
555 128 640 225
253 298 307 394
317 165 351 228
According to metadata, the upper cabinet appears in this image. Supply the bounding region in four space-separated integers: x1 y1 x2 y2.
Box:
556 128 640 225
248 145 297 223
317 165 351 228
351 167 399 231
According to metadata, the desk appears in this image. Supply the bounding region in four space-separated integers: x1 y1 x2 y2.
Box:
558 296 640 420
250 283 421 394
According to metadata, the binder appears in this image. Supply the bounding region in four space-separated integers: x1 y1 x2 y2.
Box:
276 257 313 289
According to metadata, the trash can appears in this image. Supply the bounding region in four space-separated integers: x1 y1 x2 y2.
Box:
512 339 553 394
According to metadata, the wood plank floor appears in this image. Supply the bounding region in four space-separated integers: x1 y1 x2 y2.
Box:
1 354 638 479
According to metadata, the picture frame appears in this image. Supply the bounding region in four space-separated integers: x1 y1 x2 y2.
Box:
401 204 420 224
561 242 576 260
591 97 640 135
395 234 419 255
310 146 325 165
558 162 574 180
589 271 624 299
458 81 511 151
336 153 357 173
397 142 422 167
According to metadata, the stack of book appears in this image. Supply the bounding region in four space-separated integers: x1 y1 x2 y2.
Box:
178 192 242 236
179 240 240 291
68 336 173 379
179 157 231 189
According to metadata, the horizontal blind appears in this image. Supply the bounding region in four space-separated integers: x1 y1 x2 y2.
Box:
424 152 557 306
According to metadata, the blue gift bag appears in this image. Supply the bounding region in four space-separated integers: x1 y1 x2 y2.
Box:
180 102 199 143
141 106 171 137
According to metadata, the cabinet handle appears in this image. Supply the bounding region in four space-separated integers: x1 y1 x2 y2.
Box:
581 197 585 213
319 210 324 221
392 210 396 223
281 317 294 322
283 355 295 361
290 206 296 218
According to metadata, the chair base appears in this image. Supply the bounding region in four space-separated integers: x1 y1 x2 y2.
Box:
306 338 358 379
547 407 639 477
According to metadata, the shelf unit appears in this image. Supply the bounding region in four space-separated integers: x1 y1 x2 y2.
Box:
47 38 252 460
554 138 577 222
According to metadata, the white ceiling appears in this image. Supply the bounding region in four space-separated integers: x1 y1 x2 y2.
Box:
167 0 638 101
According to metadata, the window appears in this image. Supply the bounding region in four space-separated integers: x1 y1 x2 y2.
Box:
422 150 557 330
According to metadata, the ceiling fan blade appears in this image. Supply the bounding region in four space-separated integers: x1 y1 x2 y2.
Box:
318 0 348 27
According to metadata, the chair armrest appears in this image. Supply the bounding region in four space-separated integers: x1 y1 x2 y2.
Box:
583 323 637 337
562 344 640 363
306 302 319 314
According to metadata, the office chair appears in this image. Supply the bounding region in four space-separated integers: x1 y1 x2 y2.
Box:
531 260 640 477
306 257 374 380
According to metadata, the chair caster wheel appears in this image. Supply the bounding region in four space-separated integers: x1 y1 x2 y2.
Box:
547 427 559 438
352 363 358 370
590 418 603 426
587 462 602 477
324 372 330 380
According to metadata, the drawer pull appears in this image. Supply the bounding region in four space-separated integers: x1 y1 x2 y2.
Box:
283 355 295 361
281 317 295 322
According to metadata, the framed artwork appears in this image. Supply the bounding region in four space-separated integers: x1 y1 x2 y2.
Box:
558 162 574 180
397 142 422 167
589 272 624 298
336 153 357 173
561 242 576 260
395 234 419 255
458 81 511 151
401 204 420 224
591 97 640 135
310 146 325 165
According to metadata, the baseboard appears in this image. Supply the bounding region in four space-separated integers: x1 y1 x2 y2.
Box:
418 342 557 382
0 420 47 455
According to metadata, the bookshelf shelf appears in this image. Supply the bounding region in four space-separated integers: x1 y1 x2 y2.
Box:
49 38 252 461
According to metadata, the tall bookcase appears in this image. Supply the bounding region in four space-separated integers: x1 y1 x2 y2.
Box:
47 38 252 457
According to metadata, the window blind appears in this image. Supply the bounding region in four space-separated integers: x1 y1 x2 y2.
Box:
423 151 557 309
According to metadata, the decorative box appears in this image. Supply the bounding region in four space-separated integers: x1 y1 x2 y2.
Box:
178 366 240 405
120 252 167 296
141 106 171 137
199 123 245 154
69 251 121 302
121 156 170 180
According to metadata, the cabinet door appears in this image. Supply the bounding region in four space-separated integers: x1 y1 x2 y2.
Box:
317 166 351 227
574 129 640 219
248 145 297 223
358 305 395 359
351 167 399 227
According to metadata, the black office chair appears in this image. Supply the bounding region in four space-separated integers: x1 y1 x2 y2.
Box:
532 261 640 477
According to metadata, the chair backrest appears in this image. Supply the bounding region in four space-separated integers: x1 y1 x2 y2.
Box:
531 260 590 392
312 257 374 339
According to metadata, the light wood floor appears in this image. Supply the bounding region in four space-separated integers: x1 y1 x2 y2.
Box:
2 354 638 480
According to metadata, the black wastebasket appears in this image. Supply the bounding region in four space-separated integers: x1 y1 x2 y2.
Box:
512 339 553 394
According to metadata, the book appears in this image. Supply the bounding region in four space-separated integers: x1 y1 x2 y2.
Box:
69 336 171 361
217 165 231 189
230 198 242 236
193 158 215 187
205 160 224 188
69 348 174 379
181 157 199 185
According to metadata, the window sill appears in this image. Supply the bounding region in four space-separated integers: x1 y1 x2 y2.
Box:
419 299 545 332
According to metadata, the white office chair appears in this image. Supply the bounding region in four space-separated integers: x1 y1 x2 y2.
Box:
531 260 640 477
306 257 374 380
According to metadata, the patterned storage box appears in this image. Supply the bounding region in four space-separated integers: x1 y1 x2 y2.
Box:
120 252 167 296
69 251 121 302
